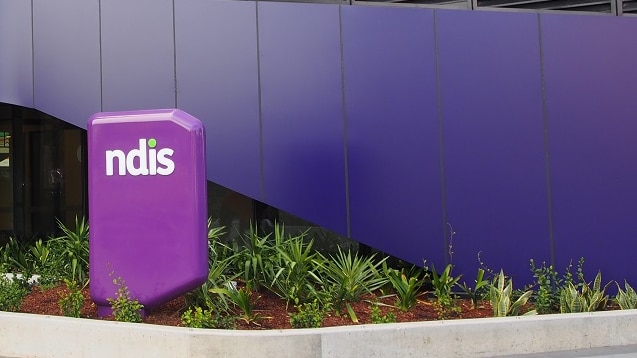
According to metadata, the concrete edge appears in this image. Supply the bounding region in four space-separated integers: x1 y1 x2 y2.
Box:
1 309 636 357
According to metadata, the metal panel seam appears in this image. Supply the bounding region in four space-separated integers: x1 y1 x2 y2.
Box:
256 1 266 202
538 13 556 266
433 9 449 264
338 5 352 238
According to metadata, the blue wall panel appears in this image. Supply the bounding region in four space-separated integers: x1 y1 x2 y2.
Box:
258 2 347 233
100 0 176 112
0 1 33 107
175 0 261 199
437 10 549 281
33 0 101 129
542 14 637 284
342 6 443 264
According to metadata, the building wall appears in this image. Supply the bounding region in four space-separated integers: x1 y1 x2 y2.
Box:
1 0 636 285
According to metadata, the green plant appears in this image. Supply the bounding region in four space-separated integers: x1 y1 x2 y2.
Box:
527 258 586 314
210 285 264 325
271 235 323 306
1 236 35 274
384 265 424 311
289 300 325 328
318 247 387 309
369 303 396 324
233 223 282 292
615 281 637 310
559 271 609 313
181 306 235 329
48 216 89 283
58 279 85 318
528 259 561 314
107 276 144 323
185 258 237 313
0 274 29 312
29 239 63 286
427 262 461 308
489 270 536 317
457 268 489 309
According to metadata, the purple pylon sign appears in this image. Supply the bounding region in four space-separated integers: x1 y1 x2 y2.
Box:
88 109 208 317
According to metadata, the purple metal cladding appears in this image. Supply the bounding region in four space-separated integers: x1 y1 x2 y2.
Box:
436 10 550 284
174 0 261 200
341 6 443 265
258 2 347 234
88 109 208 316
542 14 637 286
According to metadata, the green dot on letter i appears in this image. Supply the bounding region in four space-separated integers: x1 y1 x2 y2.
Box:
148 138 157 148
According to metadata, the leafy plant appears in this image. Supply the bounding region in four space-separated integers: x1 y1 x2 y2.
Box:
29 238 63 286
271 235 323 306
427 262 461 308
489 270 535 317
181 306 235 329
210 285 264 325
48 216 89 283
527 258 585 314
206 218 236 265
58 279 85 318
528 259 562 314
289 300 325 328
233 223 281 292
0 274 29 312
559 271 610 313
457 268 488 309
1 236 35 274
370 303 396 324
385 265 424 311
107 276 144 323
615 281 637 310
186 258 237 313
317 247 388 309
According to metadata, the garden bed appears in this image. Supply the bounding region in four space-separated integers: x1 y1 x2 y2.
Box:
18 282 496 329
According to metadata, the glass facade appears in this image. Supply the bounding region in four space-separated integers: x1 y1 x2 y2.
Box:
0 103 87 241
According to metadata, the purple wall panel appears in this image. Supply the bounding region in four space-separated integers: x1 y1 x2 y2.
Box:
437 10 549 282
174 0 261 199
100 0 176 112
33 0 101 129
0 1 33 107
342 6 443 264
542 14 637 284
258 2 347 233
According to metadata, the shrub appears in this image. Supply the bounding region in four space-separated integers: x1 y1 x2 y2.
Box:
181 306 235 329
528 258 585 314
58 279 85 318
369 303 396 324
107 276 144 323
289 300 325 328
0 275 28 312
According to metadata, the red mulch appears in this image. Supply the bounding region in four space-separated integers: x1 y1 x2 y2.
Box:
18 282 495 329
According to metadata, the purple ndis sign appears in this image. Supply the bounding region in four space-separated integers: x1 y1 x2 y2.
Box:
88 109 208 316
